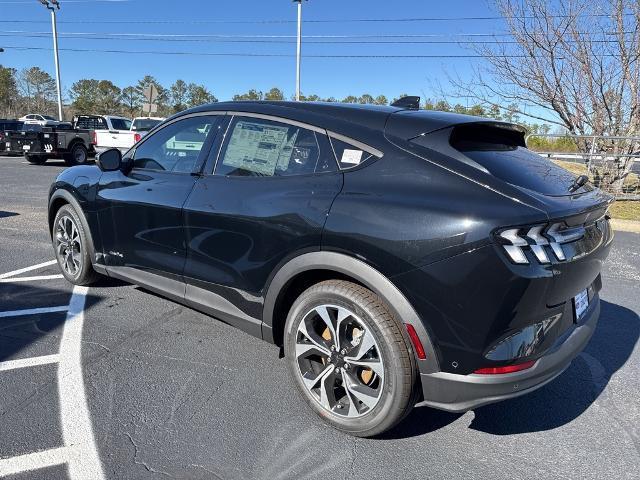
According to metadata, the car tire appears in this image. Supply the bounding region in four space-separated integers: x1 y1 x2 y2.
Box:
25 154 47 165
52 204 101 286
284 280 417 437
65 143 88 166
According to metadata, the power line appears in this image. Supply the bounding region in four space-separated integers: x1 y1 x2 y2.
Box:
0 32 631 45
1 30 635 39
0 13 633 24
2 45 629 59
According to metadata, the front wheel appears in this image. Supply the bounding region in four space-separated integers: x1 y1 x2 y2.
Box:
284 280 417 437
52 204 100 285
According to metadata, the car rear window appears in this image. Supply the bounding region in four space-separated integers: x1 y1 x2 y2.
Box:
76 117 107 130
111 118 132 130
412 123 589 196
132 119 162 131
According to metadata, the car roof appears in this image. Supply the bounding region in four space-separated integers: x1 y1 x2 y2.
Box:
184 101 400 132
179 101 514 139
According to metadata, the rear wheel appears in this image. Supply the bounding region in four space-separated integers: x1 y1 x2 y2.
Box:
284 280 417 437
64 143 88 166
52 204 101 285
25 154 47 165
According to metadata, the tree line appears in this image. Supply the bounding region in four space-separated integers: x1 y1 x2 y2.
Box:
0 63 552 137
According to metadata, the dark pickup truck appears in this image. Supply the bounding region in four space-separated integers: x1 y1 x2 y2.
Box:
3 116 98 165
0 119 24 156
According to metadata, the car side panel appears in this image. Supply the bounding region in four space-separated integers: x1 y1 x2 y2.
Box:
321 147 547 277
182 172 343 320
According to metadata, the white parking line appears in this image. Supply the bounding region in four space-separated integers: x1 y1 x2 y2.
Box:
0 260 57 279
0 354 60 372
0 261 105 479
57 285 106 480
0 447 68 476
0 306 68 318
0 274 64 283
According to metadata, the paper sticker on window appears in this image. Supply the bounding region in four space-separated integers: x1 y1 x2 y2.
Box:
341 149 363 165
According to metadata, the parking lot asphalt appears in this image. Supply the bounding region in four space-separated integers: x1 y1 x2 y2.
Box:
0 156 638 480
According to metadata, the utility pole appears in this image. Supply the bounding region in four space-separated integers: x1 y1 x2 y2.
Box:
38 0 63 121
294 0 304 101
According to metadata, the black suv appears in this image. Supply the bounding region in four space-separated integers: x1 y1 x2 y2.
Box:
48 99 613 437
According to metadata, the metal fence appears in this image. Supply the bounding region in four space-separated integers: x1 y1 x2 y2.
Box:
526 134 640 200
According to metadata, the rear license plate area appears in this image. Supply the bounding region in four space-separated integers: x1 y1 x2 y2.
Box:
573 288 589 322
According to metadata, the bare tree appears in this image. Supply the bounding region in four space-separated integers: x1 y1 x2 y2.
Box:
448 0 640 193
18 67 57 115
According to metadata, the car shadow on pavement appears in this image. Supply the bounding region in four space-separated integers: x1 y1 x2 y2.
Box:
0 211 19 219
0 283 104 362
24 159 95 167
382 300 639 439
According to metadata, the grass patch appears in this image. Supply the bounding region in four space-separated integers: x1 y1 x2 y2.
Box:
553 160 587 176
608 201 640 221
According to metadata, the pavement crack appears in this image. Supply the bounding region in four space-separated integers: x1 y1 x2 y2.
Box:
125 432 174 478
83 340 111 352
190 464 224 479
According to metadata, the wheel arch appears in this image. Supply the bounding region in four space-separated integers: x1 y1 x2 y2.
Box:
262 251 440 373
48 189 97 266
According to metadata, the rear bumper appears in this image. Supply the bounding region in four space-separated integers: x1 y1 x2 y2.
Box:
95 146 129 155
417 294 600 412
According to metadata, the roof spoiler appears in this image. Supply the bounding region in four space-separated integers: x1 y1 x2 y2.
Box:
391 96 421 110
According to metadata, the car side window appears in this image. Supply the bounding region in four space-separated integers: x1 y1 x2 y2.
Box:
216 117 330 177
329 137 374 170
133 116 217 173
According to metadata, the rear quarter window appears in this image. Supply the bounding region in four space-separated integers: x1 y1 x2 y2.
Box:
412 123 589 196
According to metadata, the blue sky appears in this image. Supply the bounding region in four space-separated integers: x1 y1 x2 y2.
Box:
0 0 505 104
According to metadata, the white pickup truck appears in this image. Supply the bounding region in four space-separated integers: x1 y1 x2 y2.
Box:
92 115 139 155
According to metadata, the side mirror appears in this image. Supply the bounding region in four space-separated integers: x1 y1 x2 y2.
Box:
97 148 122 171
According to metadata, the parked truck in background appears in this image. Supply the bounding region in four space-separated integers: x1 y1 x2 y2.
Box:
0 119 24 156
3 116 96 165
131 117 164 133
92 115 140 154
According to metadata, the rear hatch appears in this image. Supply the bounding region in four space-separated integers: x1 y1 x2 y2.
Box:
388 111 614 303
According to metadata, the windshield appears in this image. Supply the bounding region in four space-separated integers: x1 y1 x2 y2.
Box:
43 115 57 121
111 118 132 130
132 119 162 131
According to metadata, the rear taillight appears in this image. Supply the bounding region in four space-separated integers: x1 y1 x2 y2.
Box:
473 360 536 375
91 130 97 145
134 133 142 143
496 222 585 265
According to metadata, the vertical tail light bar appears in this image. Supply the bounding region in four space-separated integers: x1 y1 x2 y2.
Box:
497 222 585 265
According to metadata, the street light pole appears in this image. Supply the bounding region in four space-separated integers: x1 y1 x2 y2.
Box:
39 0 63 121
294 0 303 101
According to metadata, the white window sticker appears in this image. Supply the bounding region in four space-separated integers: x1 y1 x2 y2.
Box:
341 149 363 165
